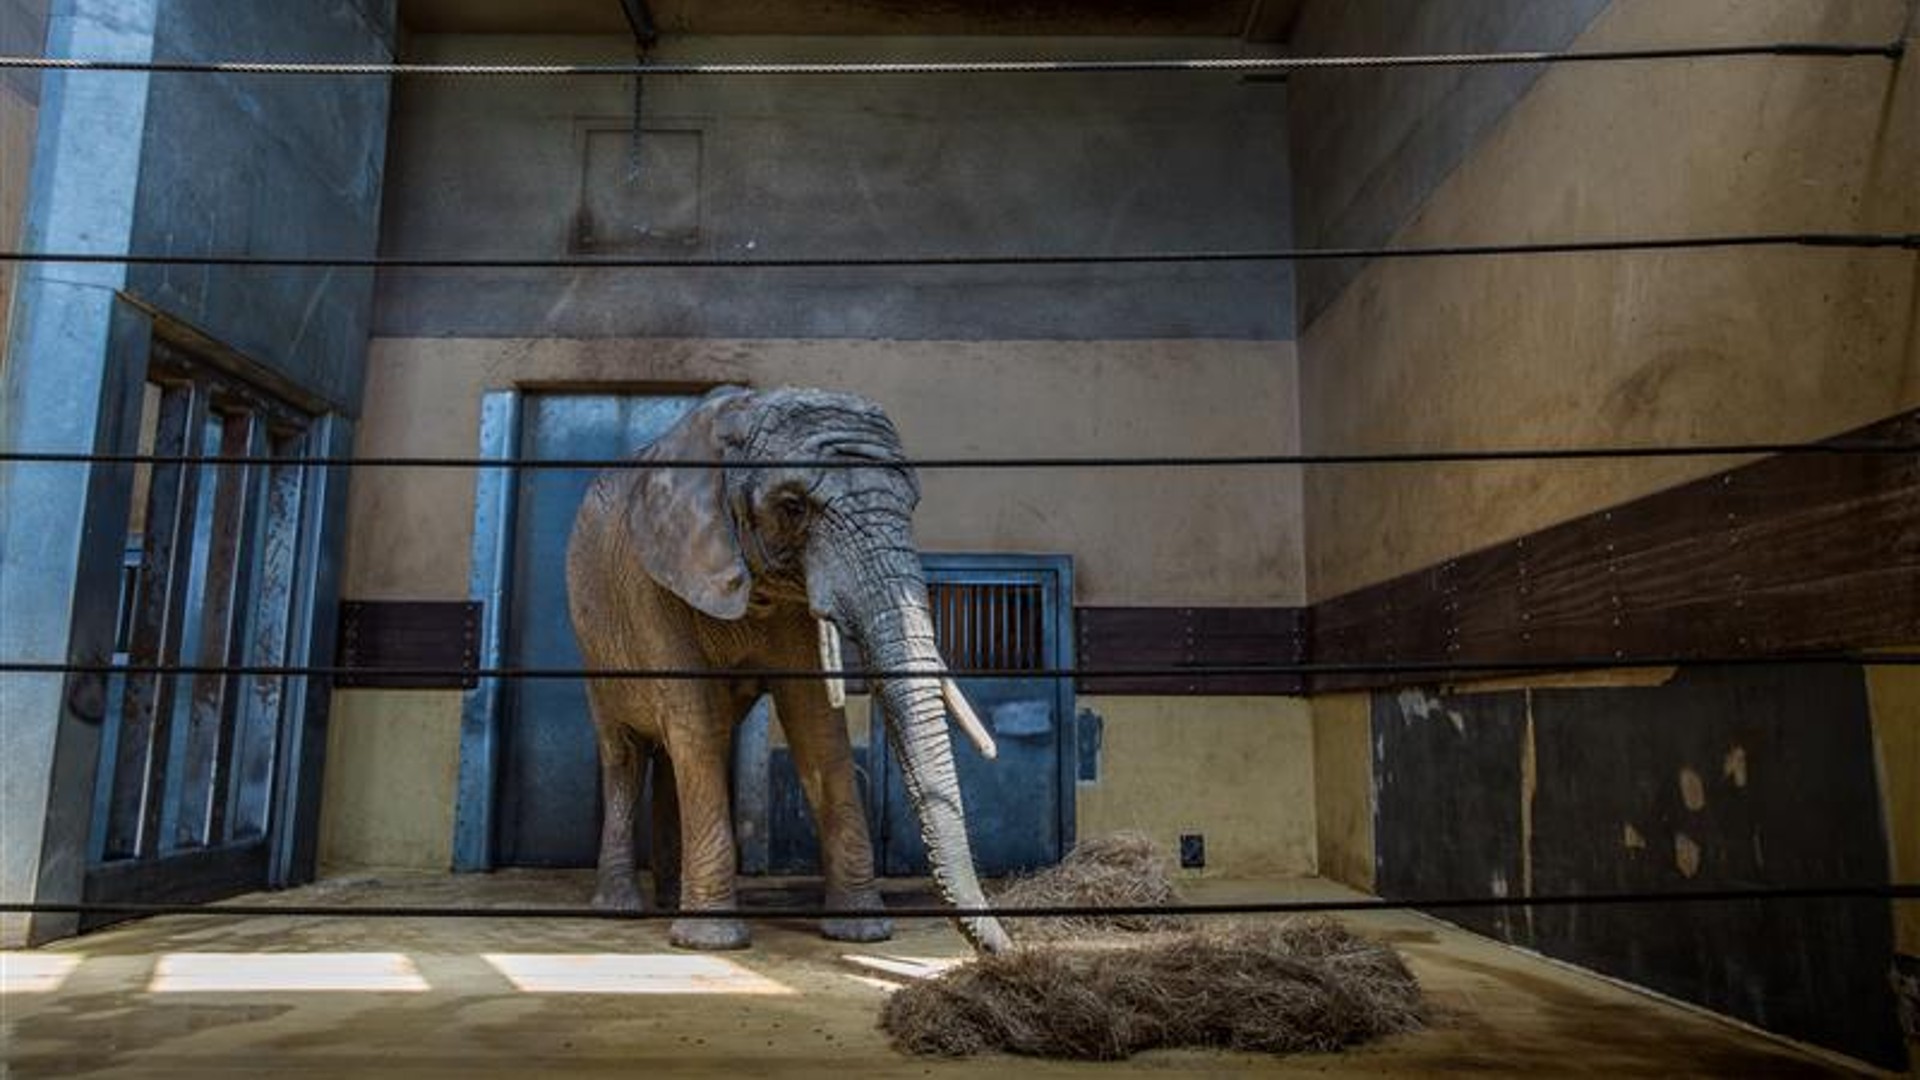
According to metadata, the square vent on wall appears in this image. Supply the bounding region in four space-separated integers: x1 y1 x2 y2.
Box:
571 125 702 253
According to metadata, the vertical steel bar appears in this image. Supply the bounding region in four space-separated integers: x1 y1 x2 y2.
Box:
225 431 304 842
151 393 224 855
170 410 256 848
198 414 265 845
101 382 204 861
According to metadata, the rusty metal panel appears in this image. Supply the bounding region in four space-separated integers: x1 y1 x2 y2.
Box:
224 431 305 843
101 380 207 861
169 411 259 849
335 601 482 690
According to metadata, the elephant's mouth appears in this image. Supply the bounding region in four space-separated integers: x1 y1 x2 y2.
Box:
818 618 996 760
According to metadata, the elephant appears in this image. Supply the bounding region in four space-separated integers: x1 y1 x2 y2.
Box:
565 385 1013 954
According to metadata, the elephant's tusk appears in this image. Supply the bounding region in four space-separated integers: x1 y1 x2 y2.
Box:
817 619 846 709
941 677 998 760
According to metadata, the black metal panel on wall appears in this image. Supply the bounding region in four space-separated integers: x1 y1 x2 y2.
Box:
1370 687 1528 943
1078 606 1306 694
1528 665 1902 1068
1372 665 1906 1070
335 601 481 689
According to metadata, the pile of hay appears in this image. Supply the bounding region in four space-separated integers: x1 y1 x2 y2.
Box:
880 918 1424 1059
989 831 1189 940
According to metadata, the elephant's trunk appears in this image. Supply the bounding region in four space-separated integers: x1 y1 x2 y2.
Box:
824 540 1012 955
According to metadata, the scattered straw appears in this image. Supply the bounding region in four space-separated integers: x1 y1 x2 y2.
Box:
991 831 1190 940
880 918 1424 1060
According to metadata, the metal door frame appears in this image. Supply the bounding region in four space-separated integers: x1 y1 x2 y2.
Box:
453 391 520 871
77 329 343 918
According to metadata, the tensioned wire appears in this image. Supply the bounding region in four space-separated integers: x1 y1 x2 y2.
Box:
2 231 1915 269
3 884 1916 925
1 439 1917 470
0 39 1902 77
5 654 1919 682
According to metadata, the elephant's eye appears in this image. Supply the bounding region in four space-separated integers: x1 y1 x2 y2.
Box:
774 491 810 524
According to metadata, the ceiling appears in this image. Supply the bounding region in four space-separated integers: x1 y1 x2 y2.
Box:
396 0 1305 40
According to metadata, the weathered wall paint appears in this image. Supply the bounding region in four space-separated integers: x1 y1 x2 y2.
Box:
375 34 1294 341
317 691 463 872
1289 0 1920 1065
1287 0 1608 325
1370 668 1905 1067
325 335 1303 871
1076 696 1316 878
126 0 395 412
344 337 1303 606
1296 0 1919 601
1309 691 1373 891
1869 663 1920 959
0 0 46 375
319 692 1316 879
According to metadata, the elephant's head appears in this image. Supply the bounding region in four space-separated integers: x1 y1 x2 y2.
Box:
629 385 1013 954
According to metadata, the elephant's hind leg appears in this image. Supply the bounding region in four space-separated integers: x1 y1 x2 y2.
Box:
588 712 647 912
646 746 681 910
663 680 752 951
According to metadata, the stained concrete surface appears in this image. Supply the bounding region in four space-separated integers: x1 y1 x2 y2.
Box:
0 875 1859 1077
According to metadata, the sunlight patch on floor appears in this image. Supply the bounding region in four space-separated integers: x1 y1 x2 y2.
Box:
839 953 965 981
0 952 82 994
147 953 429 993
481 953 795 995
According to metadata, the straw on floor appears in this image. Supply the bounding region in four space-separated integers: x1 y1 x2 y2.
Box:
988 830 1191 940
880 834 1424 1060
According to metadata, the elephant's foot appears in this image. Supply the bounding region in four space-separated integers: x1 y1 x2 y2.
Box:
591 874 644 913
670 915 752 951
820 888 893 943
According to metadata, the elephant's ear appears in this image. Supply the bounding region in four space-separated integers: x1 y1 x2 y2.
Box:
629 388 753 620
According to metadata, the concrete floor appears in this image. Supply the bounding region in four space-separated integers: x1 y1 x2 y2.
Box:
0 874 1863 1078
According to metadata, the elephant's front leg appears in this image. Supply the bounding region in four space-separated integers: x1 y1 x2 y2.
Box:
771 672 892 944
665 685 750 950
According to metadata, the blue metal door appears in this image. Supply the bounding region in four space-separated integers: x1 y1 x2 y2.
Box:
495 393 699 866
874 556 1076 877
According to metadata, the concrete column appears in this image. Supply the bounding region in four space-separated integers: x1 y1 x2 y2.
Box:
0 0 158 947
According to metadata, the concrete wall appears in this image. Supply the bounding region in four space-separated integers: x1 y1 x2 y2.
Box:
1871 665 1920 961
320 31 1310 874
374 34 1294 341
1291 0 1919 1063
320 336 1306 872
319 691 1319 879
125 0 394 411
1078 696 1316 878
1310 691 1372 891
0 0 47 374
1295 0 1918 600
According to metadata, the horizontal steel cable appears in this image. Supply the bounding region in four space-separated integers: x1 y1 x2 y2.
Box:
1 439 1916 471
5 654 1918 682
3 884 1915 923
2 232 1916 269
0 40 1902 78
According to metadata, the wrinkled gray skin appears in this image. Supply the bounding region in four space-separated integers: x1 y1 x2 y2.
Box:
566 386 1012 954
